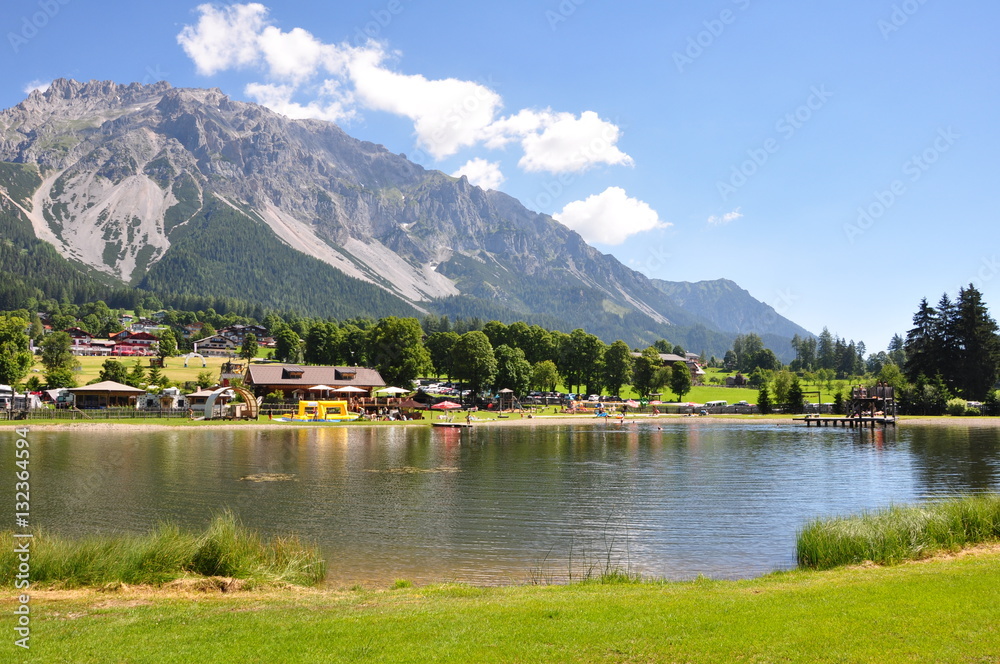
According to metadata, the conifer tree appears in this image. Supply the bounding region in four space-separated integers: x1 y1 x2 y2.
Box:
951 284 1000 399
904 298 939 383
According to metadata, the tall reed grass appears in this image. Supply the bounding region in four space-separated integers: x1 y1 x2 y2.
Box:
797 493 1000 570
0 511 325 588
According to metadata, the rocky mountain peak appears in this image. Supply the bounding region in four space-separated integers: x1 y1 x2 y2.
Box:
0 78 810 354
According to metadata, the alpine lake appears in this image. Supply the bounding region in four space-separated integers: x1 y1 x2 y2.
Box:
9 419 1000 586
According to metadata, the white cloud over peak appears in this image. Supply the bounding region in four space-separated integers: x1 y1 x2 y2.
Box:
244 82 353 122
177 3 269 76
553 187 668 245
707 208 743 225
347 46 503 159
257 25 340 84
451 158 505 190
23 79 51 95
177 4 631 171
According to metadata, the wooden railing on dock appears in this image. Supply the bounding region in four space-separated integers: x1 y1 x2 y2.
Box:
793 416 896 428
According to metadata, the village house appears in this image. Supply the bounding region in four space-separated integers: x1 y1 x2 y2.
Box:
64 327 115 356
129 319 166 335
181 322 204 339
65 326 92 346
726 373 749 387
630 352 706 380
244 365 385 400
218 324 268 344
193 334 239 356
67 381 146 409
86 339 117 356
114 331 159 356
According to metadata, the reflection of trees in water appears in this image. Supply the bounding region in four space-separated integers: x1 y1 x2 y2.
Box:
905 426 1000 495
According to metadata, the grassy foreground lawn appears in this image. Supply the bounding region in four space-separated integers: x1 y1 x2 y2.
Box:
7 549 1000 663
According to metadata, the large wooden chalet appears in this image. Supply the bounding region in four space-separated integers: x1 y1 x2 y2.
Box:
244 365 386 400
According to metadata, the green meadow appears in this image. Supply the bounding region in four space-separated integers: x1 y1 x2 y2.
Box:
5 495 1000 662
6 551 1000 663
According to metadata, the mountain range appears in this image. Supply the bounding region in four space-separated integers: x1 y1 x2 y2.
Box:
0 78 812 359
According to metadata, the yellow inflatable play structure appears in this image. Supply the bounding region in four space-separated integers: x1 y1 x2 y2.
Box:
280 400 358 422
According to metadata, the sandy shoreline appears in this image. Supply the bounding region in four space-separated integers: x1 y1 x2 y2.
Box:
1 414 997 432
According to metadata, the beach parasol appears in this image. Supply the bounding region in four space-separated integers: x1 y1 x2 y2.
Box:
309 384 334 392
398 398 425 409
431 400 462 410
376 386 410 394
333 386 367 393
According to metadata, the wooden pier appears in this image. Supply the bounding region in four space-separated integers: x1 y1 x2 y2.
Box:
793 416 896 428
796 383 898 428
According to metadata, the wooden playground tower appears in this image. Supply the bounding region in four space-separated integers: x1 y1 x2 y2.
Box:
797 383 897 428
846 383 897 421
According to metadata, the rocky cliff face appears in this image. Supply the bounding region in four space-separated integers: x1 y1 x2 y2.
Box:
0 79 809 352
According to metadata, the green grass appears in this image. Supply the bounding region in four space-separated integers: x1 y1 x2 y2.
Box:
0 512 325 589
797 494 1000 570
8 552 1000 662
35 354 234 387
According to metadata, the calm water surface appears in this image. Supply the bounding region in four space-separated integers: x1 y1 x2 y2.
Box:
9 421 1000 585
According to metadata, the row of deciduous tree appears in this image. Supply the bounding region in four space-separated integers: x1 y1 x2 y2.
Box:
272 316 697 399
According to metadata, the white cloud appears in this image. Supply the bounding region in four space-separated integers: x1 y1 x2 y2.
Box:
518 111 633 173
483 109 633 173
707 208 743 226
347 46 503 159
257 26 337 84
23 79 51 95
244 82 353 122
553 187 667 245
481 108 550 149
451 158 505 190
177 3 269 76
176 4 632 171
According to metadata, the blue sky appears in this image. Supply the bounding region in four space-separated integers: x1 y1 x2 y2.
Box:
4 0 998 353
